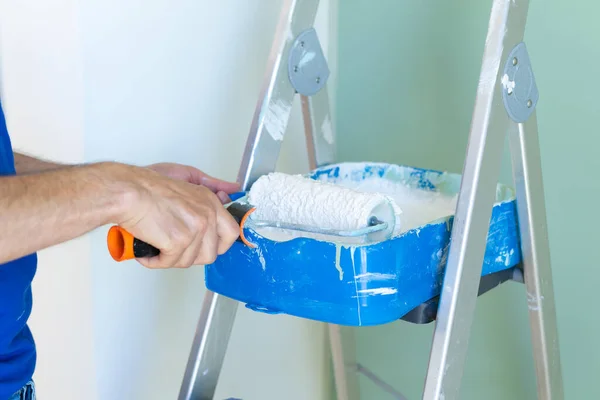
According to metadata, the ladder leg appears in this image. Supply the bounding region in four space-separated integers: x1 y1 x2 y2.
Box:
178 1 322 398
301 85 336 169
178 293 238 400
508 112 564 398
422 1 533 399
328 325 361 400
302 84 362 400
297 34 360 400
237 0 321 188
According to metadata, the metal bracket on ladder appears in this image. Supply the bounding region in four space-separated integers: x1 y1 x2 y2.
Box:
177 1 336 399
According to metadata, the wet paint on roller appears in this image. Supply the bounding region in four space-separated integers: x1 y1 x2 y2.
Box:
247 171 402 236
205 162 521 326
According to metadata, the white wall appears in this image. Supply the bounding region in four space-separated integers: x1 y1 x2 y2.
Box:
0 1 337 399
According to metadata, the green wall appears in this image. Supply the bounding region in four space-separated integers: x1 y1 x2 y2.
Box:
336 0 598 398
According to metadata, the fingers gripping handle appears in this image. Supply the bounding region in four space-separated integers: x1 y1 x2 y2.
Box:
106 202 256 262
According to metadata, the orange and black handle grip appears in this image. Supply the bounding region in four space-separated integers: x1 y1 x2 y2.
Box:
107 226 160 261
107 202 256 262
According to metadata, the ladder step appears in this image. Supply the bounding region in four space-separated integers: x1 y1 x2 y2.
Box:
401 266 523 324
204 161 521 327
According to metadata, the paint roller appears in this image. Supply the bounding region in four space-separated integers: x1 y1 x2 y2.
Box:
106 172 400 261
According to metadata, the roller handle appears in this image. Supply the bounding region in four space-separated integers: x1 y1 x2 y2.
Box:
106 201 256 262
107 226 160 261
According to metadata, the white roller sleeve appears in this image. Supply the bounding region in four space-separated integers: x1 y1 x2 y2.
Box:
247 172 402 232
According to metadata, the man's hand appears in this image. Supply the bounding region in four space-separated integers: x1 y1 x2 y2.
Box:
113 163 241 269
0 161 241 268
146 162 240 204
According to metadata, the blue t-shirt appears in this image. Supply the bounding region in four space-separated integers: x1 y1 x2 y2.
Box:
0 99 37 398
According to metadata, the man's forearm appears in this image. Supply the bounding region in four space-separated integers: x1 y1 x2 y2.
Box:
0 162 131 264
13 151 69 174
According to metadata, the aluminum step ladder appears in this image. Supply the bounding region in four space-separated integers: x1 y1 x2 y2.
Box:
177 1 564 399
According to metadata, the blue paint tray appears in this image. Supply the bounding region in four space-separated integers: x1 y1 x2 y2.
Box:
204 162 521 326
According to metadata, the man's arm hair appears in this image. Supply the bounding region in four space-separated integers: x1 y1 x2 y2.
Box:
13 151 68 174
0 162 132 264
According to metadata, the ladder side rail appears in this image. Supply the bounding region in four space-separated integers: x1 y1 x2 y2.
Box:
178 293 239 400
294 20 361 400
328 325 361 400
508 112 564 398
422 1 531 399
178 1 321 399
237 0 321 189
301 86 336 169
